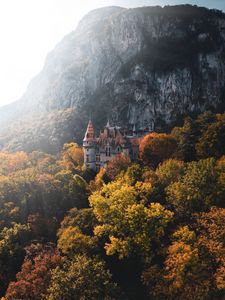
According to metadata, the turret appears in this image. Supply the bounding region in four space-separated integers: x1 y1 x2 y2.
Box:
83 120 96 170
83 120 94 141
133 123 137 136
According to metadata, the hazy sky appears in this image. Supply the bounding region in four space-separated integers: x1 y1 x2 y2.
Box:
0 0 224 107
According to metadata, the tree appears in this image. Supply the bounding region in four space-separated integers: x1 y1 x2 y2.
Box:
155 159 185 186
27 213 58 242
89 179 173 260
196 111 217 132
163 241 212 299
196 119 225 159
139 133 177 167
5 244 62 300
0 202 20 231
47 255 121 300
0 224 31 295
105 154 131 180
59 208 97 236
0 151 29 176
166 158 224 217
89 168 110 191
142 225 219 300
195 207 225 270
57 226 97 256
60 143 84 172
172 116 199 161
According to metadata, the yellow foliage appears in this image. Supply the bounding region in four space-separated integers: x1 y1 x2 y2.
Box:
58 226 96 255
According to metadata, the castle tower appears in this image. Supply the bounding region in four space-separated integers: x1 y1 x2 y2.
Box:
83 120 96 170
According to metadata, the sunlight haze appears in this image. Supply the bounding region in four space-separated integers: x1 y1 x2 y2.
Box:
0 0 224 107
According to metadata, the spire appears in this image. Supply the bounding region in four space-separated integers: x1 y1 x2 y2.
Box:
83 120 94 141
106 120 110 128
133 123 137 136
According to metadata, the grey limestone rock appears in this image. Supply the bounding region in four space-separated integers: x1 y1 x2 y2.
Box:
0 5 225 148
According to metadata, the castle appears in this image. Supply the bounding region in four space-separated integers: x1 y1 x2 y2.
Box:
83 121 142 171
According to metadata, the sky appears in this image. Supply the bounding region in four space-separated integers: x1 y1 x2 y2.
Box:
0 0 224 107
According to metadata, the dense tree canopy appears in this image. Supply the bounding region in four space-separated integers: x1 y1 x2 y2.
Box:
0 111 224 299
47 255 121 300
139 132 177 167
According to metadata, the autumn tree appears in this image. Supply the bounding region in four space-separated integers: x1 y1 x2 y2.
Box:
5 243 62 300
172 116 199 161
0 168 89 223
166 158 224 217
139 133 177 167
47 255 121 300
105 153 131 180
196 119 225 159
27 213 58 242
0 224 31 295
59 207 97 236
143 227 209 299
60 142 84 172
89 179 173 260
0 151 29 176
0 202 20 231
195 207 225 296
57 226 97 256
89 168 111 192
155 159 185 186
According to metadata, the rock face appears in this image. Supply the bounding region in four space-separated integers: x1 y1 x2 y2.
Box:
0 5 225 150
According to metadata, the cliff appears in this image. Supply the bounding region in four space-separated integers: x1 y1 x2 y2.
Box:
0 5 225 152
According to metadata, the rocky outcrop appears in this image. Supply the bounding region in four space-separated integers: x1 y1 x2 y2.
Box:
0 5 225 150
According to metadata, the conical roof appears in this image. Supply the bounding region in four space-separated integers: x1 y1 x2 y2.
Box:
83 120 94 141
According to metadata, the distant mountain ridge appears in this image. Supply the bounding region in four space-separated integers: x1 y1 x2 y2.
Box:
0 4 225 153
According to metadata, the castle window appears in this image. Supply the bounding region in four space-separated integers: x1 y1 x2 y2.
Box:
106 147 111 157
96 164 100 172
86 155 89 162
96 155 100 162
117 147 120 152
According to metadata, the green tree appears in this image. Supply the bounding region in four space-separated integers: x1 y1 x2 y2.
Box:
59 207 97 236
155 159 185 186
172 116 199 161
0 224 31 295
196 119 225 159
166 158 224 217
47 255 121 300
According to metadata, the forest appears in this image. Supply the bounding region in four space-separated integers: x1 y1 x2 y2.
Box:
0 111 224 300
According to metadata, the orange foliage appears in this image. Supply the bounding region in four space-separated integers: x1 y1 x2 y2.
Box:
0 152 29 175
139 133 177 167
60 143 84 171
105 154 131 179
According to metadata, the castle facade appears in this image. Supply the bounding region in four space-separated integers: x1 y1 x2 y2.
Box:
83 121 141 171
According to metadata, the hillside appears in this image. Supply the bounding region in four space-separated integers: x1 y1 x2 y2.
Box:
0 111 224 299
0 4 225 153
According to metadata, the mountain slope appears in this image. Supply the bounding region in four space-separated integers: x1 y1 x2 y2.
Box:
0 5 225 152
